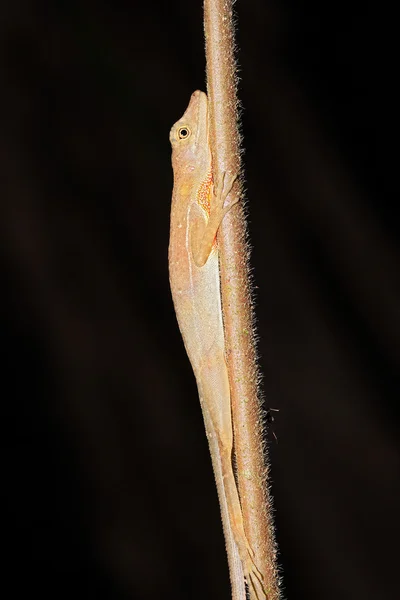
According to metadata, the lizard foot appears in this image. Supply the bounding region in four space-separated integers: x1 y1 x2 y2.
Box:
213 170 240 215
242 546 269 600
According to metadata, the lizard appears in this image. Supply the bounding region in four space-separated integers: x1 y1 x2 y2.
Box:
168 90 267 600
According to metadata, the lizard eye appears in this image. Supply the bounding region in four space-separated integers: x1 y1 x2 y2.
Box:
178 126 191 140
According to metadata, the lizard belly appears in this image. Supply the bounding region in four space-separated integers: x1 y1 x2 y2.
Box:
170 246 224 374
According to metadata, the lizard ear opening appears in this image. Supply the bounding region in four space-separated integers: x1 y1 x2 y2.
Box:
178 126 191 140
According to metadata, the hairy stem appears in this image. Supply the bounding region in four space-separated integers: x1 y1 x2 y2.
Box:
203 1 280 598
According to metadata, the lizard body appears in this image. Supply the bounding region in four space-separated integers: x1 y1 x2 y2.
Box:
168 91 266 599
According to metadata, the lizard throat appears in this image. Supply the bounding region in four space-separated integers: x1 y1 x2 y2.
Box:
197 171 213 217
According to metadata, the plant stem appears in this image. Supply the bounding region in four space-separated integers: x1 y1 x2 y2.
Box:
203 1 280 598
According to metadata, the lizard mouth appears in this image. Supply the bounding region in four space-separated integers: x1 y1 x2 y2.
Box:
169 90 209 149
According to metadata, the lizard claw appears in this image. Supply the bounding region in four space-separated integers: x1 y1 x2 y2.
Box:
212 170 240 220
213 170 238 204
242 545 268 600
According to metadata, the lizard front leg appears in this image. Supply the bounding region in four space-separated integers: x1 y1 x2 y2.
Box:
191 171 239 268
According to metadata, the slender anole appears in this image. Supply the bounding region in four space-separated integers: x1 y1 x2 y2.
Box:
169 91 267 600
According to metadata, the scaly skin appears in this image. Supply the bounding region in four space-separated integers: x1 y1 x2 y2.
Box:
168 90 267 600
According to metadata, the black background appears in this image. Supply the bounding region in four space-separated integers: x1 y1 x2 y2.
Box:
1 2 398 599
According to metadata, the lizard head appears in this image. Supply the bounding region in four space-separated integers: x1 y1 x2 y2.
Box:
169 90 210 174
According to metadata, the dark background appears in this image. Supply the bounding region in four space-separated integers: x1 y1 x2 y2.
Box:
1 1 398 599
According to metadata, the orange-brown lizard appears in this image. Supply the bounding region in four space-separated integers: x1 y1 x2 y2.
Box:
168 90 266 600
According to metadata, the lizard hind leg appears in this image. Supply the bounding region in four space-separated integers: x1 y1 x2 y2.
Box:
198 352 268 598
217 444 268 600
